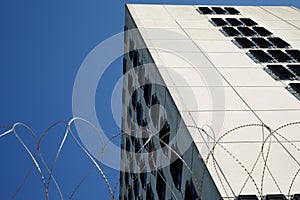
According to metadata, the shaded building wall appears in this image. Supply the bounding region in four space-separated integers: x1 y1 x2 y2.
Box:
119 5 221 200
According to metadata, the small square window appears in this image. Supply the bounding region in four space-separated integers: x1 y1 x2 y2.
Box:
211 7 226 14
233 37 256 48
224 7 240 15
240 18 257 26
221 27 240 37
198 7 213 14
253 27 272 36
226 18 243 26
248 50 274 63
210 18 228 26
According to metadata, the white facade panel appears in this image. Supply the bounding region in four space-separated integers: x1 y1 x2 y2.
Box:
206 53 262 68
176 19 214 29
237 6 280 20
160 68 229 87
134 19 180 29
288 20 300 29
184 29 230 40
194 40 245 53
258 20 297 30
263 6 300 20
165 5 207 20
148 39 200 52
219 68 285 87
139 28 189 40
235 87 300 110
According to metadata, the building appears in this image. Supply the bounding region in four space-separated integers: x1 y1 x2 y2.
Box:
120 4 300 200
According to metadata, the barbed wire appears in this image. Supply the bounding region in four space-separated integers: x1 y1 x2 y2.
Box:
1 118 299 199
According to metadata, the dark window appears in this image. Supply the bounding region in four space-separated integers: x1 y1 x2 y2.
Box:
288 83 300 100
198 7 213 14
265 194 287 200
134 138 141 153
151 93 160 105
237 195 259 200
120 171 124 188
226 18 243 26
221 27 240 37
265 65 296 80
159 121 170 147
286 49 300 62
248 50 274 63
130 136 136 146
129 40 134 60
140 172 147 189
133 178 139 196
133 50 139 68
211 7 226 14
253 27 272 36
140 119 148 127
292 194 300 200
143 84 152 106
170 145 183 190
126 137 131 152
123 57 127 74
184 180 198 200
268 37 291 48
288 83 300 94
146 184 154 200
233 37 256 48
124 172 129 186
210 18 228 26
251 37 273 48
239 18 257 26
237 27 256 36
136 102 143 126
267 50 293 62
287 65 300 76
224 7 240 15
156 170 166 200
127 188 133 200
131 90 138 110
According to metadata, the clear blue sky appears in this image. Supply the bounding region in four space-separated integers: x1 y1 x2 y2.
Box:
0 0 299 199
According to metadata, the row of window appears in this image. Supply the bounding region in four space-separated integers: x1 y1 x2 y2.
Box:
121 163 183 199
184 180 198 200
247 49 300 63
211 17 257 27
222 26 272 37
221 26 272 37
123 120 172 154
130 92 158 127
233 37 290 49
198 7 240 15
265 64 300 80
121 143 186 198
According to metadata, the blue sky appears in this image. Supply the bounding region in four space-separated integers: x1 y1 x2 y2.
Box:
0 0 299 199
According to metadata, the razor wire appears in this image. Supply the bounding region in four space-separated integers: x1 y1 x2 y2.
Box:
1 118 300 199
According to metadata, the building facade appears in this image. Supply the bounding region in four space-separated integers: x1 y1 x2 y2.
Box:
120 4 300 200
